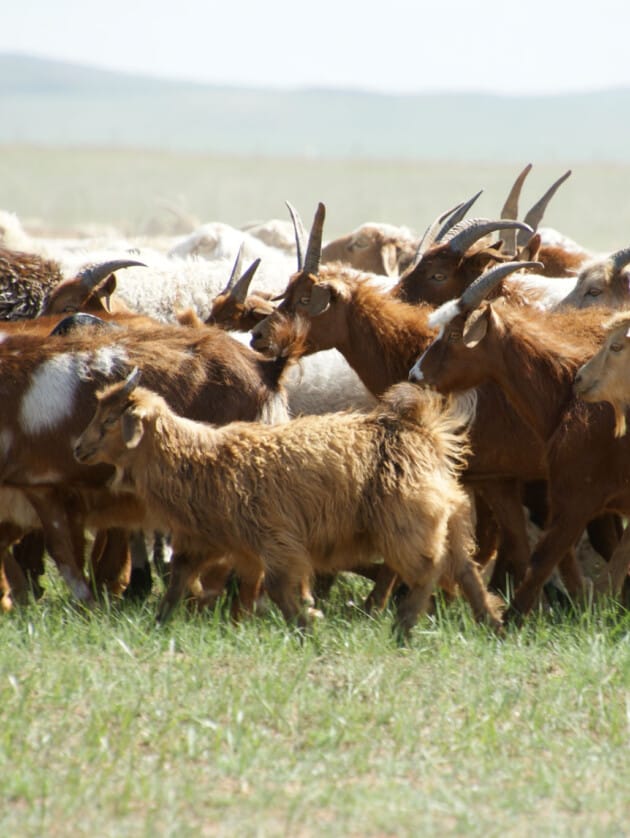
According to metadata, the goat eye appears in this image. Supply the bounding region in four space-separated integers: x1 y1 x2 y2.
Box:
299 296 311 306
431 274 446 283
586 287 602 297
610 343 624 353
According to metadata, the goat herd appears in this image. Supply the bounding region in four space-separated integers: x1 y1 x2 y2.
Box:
1 163 629 639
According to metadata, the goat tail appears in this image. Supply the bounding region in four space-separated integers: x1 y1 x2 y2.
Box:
380 383 475 473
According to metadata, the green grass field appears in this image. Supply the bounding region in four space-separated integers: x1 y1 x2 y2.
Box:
1 576 629 838
3 146 630 252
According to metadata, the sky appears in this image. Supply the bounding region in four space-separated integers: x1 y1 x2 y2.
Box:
2 0 630 95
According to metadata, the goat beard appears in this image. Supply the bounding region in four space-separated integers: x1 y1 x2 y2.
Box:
612 403 628 438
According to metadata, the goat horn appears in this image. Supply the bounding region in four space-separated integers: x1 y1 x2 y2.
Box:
415 201 464 262
519 169 572 247
229 258 261 304
303 202 326 275
434 189 484 244
414 191 484 263
445 218 534 255
286 201 308 271
122 366 142 395
220 243 244 294
459 261 544 313
609 246 630 273
501 164 533 255
501 164 533 221
77 259 146 290
49 312 114 337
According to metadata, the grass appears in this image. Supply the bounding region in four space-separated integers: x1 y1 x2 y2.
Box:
1 572 628 837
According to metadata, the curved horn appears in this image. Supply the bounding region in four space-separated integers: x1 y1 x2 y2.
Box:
219 243 244 295
501 164 532 255
122 366 142 395
434 189 484 243
303 202 326 275
609 246 630 273
459 261 544 313
414 191 484 264
229 258 261 304
501 164 532 220
519 169 572 247
286 201 308 271
77 259 146 290
49 313 114 337
415 201 465 262
445 218 534 255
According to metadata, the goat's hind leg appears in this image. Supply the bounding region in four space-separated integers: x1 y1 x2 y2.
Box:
157 550 204 624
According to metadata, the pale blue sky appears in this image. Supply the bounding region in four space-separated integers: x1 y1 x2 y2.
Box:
2 0 629 95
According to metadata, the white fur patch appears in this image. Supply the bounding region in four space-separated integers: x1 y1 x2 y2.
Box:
259 392 290 425
451 389 479 426
20 354 82 435
428 299 462 329
89 346 128 378
409 326 444 382
408 355 424 382
20 347 129 436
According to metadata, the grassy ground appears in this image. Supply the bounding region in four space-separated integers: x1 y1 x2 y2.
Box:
1 573 628 837
3 146 630 251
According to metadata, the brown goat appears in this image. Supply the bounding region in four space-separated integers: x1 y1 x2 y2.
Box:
0 313 304 604
391 217 534 306
206 250 274 332
75 370 503 637
0 245 143 320
252 206 580 592
412 267 630 614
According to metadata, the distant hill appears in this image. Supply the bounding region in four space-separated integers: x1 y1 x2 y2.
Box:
1 53 630 161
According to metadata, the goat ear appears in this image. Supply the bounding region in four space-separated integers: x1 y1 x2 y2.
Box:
381 242 399 277
121 409 144 448
462 307 490 347
519 232 541 262
307 284 332 316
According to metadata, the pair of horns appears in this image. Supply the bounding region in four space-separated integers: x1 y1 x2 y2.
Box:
219 244 261 303
501 165 572 253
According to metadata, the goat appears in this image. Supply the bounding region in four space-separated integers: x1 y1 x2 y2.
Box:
0 314 303 605
392 217 534 306
0 244 145 321
321 222 419 277
205 249 274 332
251 205 578 592
411 263 630 615
574 310 630 438
558 246 630 310
74 369 503 638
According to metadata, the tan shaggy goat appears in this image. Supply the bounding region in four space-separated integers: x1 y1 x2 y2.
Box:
74 372 504 638
574 310 630 437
